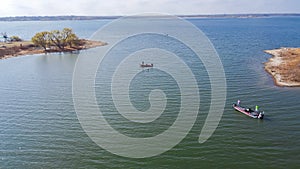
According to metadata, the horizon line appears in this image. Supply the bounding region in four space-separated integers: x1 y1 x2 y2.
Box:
2 13 300 17
1 13 300 21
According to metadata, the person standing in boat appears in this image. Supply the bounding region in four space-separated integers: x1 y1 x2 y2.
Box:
255 105 259 111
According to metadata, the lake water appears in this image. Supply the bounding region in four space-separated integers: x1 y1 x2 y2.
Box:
1 17 300 168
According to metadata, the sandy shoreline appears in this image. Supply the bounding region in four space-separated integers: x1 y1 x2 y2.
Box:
264 48 300 87
0 40 107 60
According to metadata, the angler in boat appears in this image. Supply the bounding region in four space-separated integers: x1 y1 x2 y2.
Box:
233 100 264 119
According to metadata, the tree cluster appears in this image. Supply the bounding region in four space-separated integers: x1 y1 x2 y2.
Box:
31 28 79 51
10 36 23 42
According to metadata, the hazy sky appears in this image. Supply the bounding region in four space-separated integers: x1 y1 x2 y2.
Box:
2 0 300 16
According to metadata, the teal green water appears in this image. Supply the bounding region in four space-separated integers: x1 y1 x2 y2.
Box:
1 17 300 168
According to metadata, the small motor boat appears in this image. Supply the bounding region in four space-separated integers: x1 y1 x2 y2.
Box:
140 61 153 68
233 100 264 119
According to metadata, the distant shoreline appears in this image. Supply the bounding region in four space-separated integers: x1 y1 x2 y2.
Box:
1 13 300 21
264 48 300 87
0 40 107 60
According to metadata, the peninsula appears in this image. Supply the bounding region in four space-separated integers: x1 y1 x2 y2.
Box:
0 28 107 60
0 40 106 60
264 48 300 87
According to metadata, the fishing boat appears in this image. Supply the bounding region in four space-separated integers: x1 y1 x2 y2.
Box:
232 100 264 119
140 61 153 68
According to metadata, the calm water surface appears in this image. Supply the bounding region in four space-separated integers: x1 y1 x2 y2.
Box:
0 17 300 168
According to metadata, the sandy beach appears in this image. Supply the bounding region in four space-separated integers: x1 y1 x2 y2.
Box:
264 48 300 87
0 40 106 60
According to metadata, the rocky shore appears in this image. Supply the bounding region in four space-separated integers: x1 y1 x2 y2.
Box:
264 48 300 87
0 39 106 60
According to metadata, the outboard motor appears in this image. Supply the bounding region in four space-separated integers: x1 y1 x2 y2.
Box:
258 112 264 119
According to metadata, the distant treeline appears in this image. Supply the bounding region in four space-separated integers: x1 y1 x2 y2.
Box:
1 14 300 21
0 16 121 21
179 13 300 18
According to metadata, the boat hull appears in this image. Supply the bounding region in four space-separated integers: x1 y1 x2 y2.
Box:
140 63 153 68
140 64 153 68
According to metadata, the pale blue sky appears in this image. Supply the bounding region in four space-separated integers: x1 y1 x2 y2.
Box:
2 0 300 16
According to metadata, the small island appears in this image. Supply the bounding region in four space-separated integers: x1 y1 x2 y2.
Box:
0 28 106 60
264 48 300 87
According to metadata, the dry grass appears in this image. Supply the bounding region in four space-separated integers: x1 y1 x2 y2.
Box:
0 41 33 48
265 48 300 86
279 48 300 82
